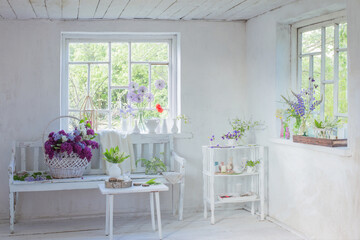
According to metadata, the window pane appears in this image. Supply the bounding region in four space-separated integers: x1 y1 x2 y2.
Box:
97 112 109 130
90 64 108 110
68 111 81 130
131 42 169 62
339 52 348 114
112 43 129 86
131 64 149 87
152 65 169 109
69 43 108 62
324 84 334 118
301 56 310 89
69 64 87 109
313 55 321 85
339 23 347 49
111 89 128 128
325 26 334 80
302 29 321 54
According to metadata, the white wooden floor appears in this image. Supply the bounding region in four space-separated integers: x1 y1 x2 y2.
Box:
0 210 302 240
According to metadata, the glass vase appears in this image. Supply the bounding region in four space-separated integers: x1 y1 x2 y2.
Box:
138 111 146 133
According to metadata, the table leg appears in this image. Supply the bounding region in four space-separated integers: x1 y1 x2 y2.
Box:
150 192 156 231
106 195 109 236
155 192 162 239
109 195 114 240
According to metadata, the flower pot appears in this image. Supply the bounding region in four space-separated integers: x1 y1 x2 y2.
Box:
171 118 179 134
132 120 140 134
108 164 121 178
227 139 237 146
246 166 256 174
161 119 168 134
121 118 128 133
145 118 160 134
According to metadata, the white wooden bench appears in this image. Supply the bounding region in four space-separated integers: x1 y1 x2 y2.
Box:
8 134 187 233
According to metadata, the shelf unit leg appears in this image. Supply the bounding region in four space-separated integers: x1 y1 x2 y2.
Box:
260 147 265 220
251 175 255 215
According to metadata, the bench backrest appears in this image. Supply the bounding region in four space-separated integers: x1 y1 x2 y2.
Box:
13 134 174 175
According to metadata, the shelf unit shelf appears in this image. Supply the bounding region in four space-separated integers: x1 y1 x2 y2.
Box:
202 145 266 225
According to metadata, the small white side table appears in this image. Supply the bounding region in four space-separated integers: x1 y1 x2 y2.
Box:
98 183 169 240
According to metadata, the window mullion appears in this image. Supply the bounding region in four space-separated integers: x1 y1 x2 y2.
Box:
334 24 340 117
108 42 112 128
297 31 303 90
87 63 90 96
320 27 326 120
149 63 152 109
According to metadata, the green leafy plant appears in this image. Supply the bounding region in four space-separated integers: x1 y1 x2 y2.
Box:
13 172 52 181
229 117 265 137
136 156 167 175
146 178 161 185
177 114 189 124
314 117 342 129
246 160 260 167
103 146 130 164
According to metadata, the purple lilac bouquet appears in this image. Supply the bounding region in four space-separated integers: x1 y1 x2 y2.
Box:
281 78 323 135
44 119 99 161
222 130 242 140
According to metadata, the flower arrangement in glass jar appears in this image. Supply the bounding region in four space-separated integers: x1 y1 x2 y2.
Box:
44 119 99 161
281 78 323 136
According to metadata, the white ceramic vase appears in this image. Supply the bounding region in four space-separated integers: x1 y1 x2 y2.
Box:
108 164 121 178
161 119 168 134
227 139 236 146
121 118 128 133
145 118 160 134
171 118 179 134
132 120 140 134
246 166 256 174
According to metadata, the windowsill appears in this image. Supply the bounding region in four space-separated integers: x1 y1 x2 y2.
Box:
99 131 193 139
269 138 352 157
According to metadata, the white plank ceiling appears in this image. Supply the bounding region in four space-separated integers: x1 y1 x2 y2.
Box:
0 0 295 21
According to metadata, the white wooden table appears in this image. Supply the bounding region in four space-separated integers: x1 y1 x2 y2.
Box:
98 183 169 240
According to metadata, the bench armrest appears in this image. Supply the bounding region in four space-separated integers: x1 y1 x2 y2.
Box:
172 152 186 174
8 143 16 184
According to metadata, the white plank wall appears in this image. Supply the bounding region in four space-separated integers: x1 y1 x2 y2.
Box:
1 0 292 20
30 0 48 18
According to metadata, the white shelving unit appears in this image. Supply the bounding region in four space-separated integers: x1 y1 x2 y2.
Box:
202 145 266 224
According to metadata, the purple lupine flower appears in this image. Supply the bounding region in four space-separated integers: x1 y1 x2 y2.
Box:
145 93 154 102
155 79 166 90
128 81 139 91
138 86 148 95
133 94 143 103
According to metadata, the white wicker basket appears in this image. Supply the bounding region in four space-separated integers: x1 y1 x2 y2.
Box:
43 116 90 179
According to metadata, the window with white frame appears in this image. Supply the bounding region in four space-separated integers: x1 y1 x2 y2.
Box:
297 18 348 124
61 33 179 130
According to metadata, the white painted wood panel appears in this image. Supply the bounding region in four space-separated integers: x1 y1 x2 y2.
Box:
30 0 48 18
62 0 79 19
182 0 223 20
146 0 176 19
204 0 247 20
78 0 99 19
120 0 161 19
103 0 129 19
93 0 112 18
46 0 62 19
8 0 36 19
0 0 16 19
169 0 208 20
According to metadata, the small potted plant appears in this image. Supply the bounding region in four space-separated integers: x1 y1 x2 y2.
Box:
222 130 241 146
246 160 260 173
136 156 167 175
103 146 130 178
314 117 342 139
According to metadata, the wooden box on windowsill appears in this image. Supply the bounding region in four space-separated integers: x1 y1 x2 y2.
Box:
293 135 347 147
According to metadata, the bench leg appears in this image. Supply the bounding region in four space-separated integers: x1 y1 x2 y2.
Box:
155 192 162 240
178 181 185 221
9 192 14 234
14 192 18 224
172 185 176 216
150 192 156 231
105 195 109 236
